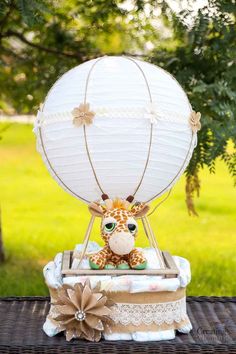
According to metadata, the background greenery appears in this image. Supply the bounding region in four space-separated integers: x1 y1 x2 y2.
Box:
0 0 235 295
0 122 235 296
0 0 235 211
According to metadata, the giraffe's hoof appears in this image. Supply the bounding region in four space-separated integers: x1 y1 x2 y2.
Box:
89 259 102 270
117 263 130 270
104 263 116 270
132 261 147 270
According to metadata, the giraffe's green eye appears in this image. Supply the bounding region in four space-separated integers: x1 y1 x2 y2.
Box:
104 223 116 233
128 224 137 233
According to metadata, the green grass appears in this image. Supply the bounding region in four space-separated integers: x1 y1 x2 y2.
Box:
0 122 235 296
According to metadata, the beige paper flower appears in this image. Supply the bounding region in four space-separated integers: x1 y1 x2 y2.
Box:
51 280 113 342
189 111 201 133
72 103 95 127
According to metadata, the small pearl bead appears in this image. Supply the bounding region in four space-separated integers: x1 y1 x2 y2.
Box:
75 310 86 321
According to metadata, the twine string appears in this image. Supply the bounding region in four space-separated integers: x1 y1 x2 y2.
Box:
146 132 194 203
38 126 90 203
82 57 107 195
147 188 172 217
122 56 153 198
82 55 154 200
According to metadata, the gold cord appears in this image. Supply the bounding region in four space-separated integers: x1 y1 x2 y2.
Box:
83 125 105 195
82 57 107 195
146 132 194 203
82 55 154 199
38 126 90 203
147 188 172 217
123 56 153 198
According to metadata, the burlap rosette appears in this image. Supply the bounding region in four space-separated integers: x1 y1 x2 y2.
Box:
46 280 190 342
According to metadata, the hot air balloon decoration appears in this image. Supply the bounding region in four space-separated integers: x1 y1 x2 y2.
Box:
35 56 200 342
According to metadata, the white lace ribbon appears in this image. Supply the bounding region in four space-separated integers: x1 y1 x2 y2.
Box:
110 297 187 326
35 105 190 127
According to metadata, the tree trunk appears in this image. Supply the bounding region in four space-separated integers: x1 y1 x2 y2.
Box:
0 209 5 263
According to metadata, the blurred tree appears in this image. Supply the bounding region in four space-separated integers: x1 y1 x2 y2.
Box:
0 0 235 213
0 209 5 262
150 0 236 214
0 0 160 113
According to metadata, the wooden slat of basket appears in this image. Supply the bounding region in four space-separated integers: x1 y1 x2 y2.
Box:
61 250 179 277
62 268 178 275
162 251 179 278
61 250 71 274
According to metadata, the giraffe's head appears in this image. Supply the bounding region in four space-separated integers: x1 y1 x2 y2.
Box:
88 198 149 256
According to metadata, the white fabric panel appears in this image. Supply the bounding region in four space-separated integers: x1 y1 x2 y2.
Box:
35 56 196 203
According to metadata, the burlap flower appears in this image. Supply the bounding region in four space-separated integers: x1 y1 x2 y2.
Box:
189 111 201 133
72 103 95 127
50 280 113 342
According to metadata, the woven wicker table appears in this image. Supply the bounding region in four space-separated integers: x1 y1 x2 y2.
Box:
0 296 235 353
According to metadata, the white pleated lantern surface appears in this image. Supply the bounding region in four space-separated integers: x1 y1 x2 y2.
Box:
34 56 199 204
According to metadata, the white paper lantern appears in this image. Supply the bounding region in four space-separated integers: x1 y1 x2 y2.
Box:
34 56 198 204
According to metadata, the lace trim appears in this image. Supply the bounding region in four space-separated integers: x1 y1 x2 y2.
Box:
110 297 187 326
35 104 191 129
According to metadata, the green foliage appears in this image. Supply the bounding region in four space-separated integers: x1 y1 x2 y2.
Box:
150 0 236 192
0 0 235 206
0 0 159 113
0 123 236 295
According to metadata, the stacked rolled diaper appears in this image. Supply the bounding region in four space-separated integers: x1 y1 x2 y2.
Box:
43 242 192 342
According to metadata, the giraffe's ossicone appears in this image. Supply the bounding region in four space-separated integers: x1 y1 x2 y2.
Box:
88 199 149 270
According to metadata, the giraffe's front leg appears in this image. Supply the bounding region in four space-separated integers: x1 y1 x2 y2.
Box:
116 259 130 270
129 249 147 270
104 251 122 269
115 254 130 270
89 246 111 270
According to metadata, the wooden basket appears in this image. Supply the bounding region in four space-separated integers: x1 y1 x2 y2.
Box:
61 250 179 278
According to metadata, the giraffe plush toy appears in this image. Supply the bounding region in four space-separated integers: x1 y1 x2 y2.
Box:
88 197 150 270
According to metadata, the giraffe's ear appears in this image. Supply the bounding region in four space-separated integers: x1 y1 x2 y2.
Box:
88 202 104 217
131 203 150 218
